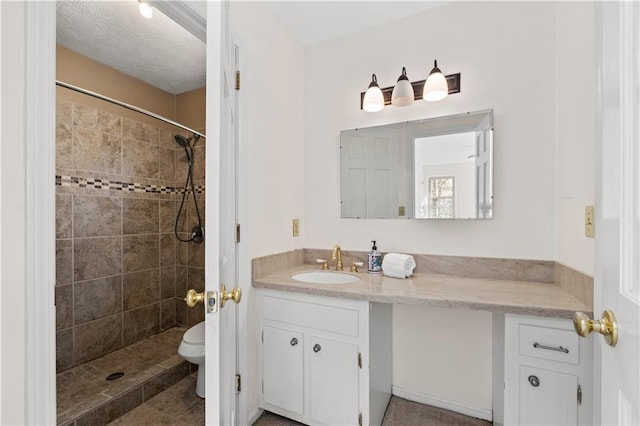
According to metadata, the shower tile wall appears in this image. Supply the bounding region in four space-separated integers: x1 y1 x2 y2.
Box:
55 99 206 372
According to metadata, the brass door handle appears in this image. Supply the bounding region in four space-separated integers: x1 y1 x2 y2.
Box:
220 284 242 308
185 289 205 308
573 310 618 347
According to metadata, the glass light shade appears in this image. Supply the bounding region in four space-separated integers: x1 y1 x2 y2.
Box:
424 60 449 102
139 2 153 19
391 67 415 107
363 74 384 112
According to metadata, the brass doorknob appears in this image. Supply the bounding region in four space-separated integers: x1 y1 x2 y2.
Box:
573 310 618 347
220 284 242 308
184 289 205 308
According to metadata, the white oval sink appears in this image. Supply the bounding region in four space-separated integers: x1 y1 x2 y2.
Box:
291 271 360 284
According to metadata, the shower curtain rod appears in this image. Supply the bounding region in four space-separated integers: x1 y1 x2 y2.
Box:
56 80 206 139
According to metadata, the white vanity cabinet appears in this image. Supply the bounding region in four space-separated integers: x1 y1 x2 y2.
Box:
257 289 392 426
494 314 594 426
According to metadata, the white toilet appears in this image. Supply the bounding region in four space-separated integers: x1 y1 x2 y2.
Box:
178 321 205 398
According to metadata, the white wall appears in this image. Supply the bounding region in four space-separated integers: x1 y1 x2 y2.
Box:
302 1 595 414
554 3 596 276
304 2 557 259
233 2 305 261
232 2 305 419
0 2 26 424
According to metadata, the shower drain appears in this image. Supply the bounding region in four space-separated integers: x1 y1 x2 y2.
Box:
105 372 125 381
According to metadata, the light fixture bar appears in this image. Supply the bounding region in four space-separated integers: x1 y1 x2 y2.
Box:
360 73 461 110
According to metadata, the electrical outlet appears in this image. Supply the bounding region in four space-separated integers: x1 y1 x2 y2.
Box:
292 218 300 237
398 206 406 216
585 205 594 238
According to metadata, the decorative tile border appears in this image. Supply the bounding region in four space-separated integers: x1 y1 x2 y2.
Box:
55 175 205 194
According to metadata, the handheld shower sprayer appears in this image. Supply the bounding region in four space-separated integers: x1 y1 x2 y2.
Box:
174 134 204 244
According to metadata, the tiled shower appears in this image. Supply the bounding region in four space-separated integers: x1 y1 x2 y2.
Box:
55 98 206 372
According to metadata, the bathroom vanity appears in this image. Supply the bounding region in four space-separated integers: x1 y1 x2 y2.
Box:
254 264 594 426
257 290 391 426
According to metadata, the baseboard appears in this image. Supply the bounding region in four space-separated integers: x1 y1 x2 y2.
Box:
248 408 264 425
392 386 492 422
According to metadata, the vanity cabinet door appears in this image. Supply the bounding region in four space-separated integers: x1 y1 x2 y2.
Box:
519 365 578 425
500 314 592 426
263 326 304 415
309 336 360 425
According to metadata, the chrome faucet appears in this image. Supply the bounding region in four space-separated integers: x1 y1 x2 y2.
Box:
332 245 343 271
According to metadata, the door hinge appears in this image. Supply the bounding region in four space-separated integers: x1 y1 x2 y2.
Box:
235 71 240 90
262 380 264 394
358 352 362 369
236 374 241 393
577 384 582 405
235 224 241 243
261 329 264 343
358 412 363 426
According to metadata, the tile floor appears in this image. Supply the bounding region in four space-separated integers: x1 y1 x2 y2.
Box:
253 397 491 426
57 327 189 425
108 374 204 425
110 390 490 426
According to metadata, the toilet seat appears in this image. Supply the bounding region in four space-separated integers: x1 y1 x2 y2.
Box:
183 321 205 345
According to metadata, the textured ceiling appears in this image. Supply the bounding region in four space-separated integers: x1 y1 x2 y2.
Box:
56 1 444 94
57 0 206 95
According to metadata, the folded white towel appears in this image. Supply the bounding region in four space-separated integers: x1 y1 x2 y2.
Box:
382 253 416 279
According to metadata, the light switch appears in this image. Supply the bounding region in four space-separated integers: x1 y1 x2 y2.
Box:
585 205 594 238
292 218 300 237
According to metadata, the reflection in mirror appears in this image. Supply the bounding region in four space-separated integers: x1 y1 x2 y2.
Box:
340 109 493 219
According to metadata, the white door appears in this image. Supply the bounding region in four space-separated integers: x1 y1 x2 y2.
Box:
475 128 491 218
341 132 399 218
595 2 640 423
205 1 240 424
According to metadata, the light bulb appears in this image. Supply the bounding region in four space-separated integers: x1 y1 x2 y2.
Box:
139 1 153 19
424 60 449 102
391 67 415 107
363 74 384 112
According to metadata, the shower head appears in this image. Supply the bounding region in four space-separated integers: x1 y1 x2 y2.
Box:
174 134 201 149
174 135 191 148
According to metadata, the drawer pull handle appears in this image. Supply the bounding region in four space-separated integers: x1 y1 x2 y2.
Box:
528 375 540 387
533 342 569 353
313 344 322 353
290 338 298 346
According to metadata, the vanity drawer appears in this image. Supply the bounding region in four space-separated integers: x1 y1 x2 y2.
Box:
263 295 359 337
518 323 579 365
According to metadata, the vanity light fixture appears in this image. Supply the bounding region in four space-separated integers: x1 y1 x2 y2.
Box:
139 0 153 19
424 60 449 102
362 74 385 112
391 67 415 107
360 59 461 111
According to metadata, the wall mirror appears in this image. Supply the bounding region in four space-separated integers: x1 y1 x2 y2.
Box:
340 109 493 219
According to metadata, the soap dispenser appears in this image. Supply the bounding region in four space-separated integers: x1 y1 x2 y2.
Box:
367 240 382 273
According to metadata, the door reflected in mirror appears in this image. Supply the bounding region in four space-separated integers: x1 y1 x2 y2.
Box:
340 109 493 219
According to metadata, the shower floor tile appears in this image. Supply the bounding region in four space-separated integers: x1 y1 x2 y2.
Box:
57 327 188 425
108 374 204 426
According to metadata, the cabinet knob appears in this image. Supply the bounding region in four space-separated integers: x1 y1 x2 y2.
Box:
313 343 322 353
290 338 298 346
528 375 540 387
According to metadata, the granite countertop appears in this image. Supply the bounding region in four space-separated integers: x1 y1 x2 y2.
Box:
253 264 592 319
